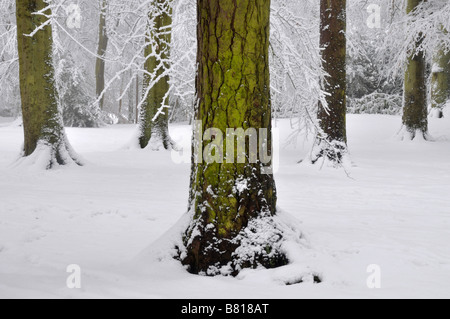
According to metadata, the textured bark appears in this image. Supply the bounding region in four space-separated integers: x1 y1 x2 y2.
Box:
402 0 428 139
139 0 173 149
314 0 348 164
431 28 450 118
182 0 284 275
136 76 140 124
16 0 80 168
95 0 108 110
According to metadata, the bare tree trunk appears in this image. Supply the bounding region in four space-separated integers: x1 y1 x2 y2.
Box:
402 0 428 140
313 0 348 166
95 0 108 110
135 75 140 124
119 74 124 117
16 0 81 168
138 0 173 150
431 27 450 118
181 0 287 276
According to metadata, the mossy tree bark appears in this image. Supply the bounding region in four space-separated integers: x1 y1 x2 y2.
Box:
182 0 285 275
16 0 81 169
402 0 428 140
138 0 173 150
313 0 348 165
431 28 450 118
95 0 108 111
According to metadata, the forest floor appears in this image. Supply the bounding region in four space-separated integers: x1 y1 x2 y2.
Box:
0 114 449 299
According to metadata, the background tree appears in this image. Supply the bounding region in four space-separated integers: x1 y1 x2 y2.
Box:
312 0 348 166
0 0 20 118
381 0 450 135
346 0 403 116
138 0 174 150
16 0 81 168
431 27 450 118
56 53 101 128
95 0 108 111
270 0 327 142
401 0 428 140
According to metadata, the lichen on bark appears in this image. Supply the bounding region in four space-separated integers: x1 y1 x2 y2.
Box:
181 0 286 276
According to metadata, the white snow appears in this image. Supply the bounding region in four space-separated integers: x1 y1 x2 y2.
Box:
0 114 450 298
234 178 248 195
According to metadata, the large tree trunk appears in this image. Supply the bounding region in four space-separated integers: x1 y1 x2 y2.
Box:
138 0 173 150
313 0 348 166
431 28 450 118
181 0 287 276
95 0 108 110
16 0 81 169
402 0 428 140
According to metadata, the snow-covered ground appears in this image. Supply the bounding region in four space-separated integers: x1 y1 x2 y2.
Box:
0 114 449 299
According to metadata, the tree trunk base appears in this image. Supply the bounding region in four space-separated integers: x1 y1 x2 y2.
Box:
310 137 349 168
138 124 177 151
179 212 307 276
147 134 178 151
16 137 83 170
397 127 431 142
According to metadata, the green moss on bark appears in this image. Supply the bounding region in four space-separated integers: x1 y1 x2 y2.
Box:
182 0 280 275
139 0 173 150
16 0 80 168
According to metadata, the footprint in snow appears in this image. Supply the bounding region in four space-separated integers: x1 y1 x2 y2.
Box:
23 232 47 243
91 210 127 218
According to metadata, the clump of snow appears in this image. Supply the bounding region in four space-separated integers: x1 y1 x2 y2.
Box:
233 177 249 195
148 135 169 151
232 210 311 273
431 63 444 74
430 108 443 119
206 185 216 197
307 139 353 173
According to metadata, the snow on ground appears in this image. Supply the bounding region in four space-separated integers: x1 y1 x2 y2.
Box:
0 114 449 299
